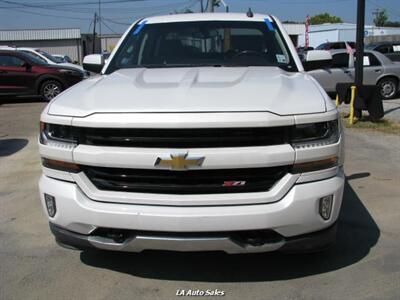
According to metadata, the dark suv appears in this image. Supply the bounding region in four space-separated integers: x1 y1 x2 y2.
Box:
366 42 400 62
0 50 84 101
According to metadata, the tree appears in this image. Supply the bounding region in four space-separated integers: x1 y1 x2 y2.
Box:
373 9 388 27
282 20 303 24
310 13 343 25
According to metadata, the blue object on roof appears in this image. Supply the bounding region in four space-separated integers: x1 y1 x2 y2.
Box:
133 20 147 35
264 18 275 32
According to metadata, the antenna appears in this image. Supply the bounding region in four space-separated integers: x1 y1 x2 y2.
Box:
247 8 254 18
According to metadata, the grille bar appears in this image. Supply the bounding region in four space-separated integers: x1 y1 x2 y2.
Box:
78 127 291 148
83 166 289 194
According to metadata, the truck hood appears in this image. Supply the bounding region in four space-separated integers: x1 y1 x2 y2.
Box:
48 67 327 117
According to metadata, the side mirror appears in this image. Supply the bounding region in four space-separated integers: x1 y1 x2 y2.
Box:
83 54 104 73
303 50 333 71
22 62 32 71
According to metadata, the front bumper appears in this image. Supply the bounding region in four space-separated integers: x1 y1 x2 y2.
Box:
39 169 345 253
50 221 338 254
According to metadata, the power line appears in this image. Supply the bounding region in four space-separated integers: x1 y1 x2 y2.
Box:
102 17 131 25
1 6 90 19
101 18 119 34
367 0 400 18
0 0 148 8
87 19 94 32
0 0 199 33
0 0 197 15
0 0 196 20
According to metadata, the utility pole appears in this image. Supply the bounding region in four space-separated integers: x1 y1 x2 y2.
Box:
98 0 102 39
207 0 214 12
371 8 379 35
352 0 366 120
355 0 365 89
372 8 379 22
92 12 97 54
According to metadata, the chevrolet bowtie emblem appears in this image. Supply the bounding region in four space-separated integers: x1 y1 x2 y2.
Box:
155 153 205 171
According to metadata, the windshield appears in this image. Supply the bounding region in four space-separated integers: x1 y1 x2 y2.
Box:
107 20 296 73
37 50 59 63
22 51 48 65
365 44 376 50
52 55 65 63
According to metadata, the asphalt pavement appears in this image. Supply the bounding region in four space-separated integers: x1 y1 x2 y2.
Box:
0 100 399 300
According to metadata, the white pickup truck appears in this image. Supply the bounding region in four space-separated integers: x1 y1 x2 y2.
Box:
39 13 344 254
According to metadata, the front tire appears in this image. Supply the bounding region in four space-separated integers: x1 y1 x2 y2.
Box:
378 77 398 100
40 80 63 102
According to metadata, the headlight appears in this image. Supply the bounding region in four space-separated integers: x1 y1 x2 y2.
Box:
291 119 339 148
59 69 83 77
291 156 338 173
40 122 78 148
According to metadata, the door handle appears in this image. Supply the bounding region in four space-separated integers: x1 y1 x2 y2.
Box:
0 70 7 74
344 70 351 74
375 69 382 73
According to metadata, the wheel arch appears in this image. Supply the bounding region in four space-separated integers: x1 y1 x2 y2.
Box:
376 75 399 99
376 74 399 88
36 75 66 94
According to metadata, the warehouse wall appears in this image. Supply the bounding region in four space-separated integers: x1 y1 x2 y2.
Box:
1 39 82 63
311 30 339 48
338 29 356 43
365 34 400 44
101 36 121 52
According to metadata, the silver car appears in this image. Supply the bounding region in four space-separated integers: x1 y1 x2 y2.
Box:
308 49 400 99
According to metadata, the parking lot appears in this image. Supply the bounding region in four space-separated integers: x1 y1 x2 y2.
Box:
0 99 399 300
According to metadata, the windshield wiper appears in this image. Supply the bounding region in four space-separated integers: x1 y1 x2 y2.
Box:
127 62 286 69
135 63 224 68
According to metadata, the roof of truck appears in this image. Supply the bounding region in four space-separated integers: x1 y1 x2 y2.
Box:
142 13 274 24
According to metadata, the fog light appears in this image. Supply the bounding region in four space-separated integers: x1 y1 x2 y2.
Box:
44 194 56 217
319 195 333 220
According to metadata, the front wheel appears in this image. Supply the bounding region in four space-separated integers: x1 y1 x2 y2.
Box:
40 80 63 102
378 78 398 100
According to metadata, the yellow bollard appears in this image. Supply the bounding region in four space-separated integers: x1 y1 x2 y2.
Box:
335 94 339 107
349 85 357 125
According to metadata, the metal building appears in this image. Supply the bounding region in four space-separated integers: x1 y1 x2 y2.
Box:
282 23 306 47
101 34 122 53
297 23 400 48
0 28 83 63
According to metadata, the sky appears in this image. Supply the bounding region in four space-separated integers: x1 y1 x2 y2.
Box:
0 0 399 34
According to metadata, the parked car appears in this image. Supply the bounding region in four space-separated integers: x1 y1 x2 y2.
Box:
316 41 356 51
296 46 314 61
297 46 314 52
39 13 344 254
52 54 75 64
307 49 400 99
0 49 85 101
366 42 400 62
0 46 88 76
